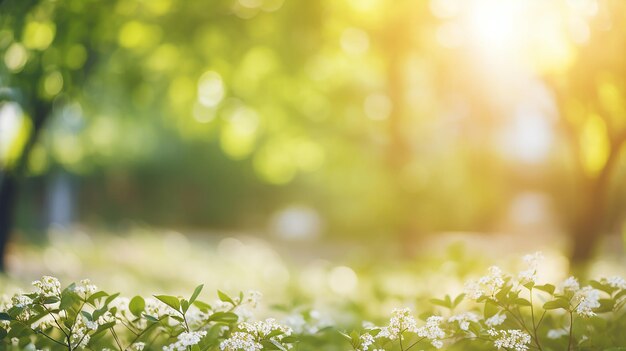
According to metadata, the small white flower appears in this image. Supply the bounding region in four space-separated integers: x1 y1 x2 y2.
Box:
485 313 507 327
163 331 207 351
605 276 626 290
12 294 33 308
489 329 531 351
73 279 98 297
547 328 568 339
465 266 505 300
220 332 262 351
358 333 375 351
448 312 479 331
574 286 600 317
376 308 418 340
518 252 543 284
417 316 446 349
561 276 580 292
32 276 61 297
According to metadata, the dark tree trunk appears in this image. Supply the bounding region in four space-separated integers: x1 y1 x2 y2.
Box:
0 173 18 272
0 101 51 272
570 136 625 265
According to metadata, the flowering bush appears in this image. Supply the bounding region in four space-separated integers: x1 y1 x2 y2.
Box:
2 253 626 350
345 253 626 351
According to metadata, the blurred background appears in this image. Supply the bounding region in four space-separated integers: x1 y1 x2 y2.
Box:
1 0 626 299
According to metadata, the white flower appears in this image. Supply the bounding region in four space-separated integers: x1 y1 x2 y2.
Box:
561 276 580 292
163 331 207 351
131 342 145 351
574 286 600 317
73 279 98 296
518 252 543 284
12 294 33 308
485 313 507 327
243 290 262 308
32 276 61 297
465 266 505 300
605 276 626 290
358 333 375 351
220 332 262 351
376 308 418 340
547 328 568 339
416 316 445 349
488 329 531 351
448 312 479 331
239 318 292 340
145 298 176 317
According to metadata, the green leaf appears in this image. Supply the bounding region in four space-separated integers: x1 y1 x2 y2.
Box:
129 296 146 317
596 299 614 313
514 298 532 307
543 298 570 310
484 300 499 318
208 311 238 323
87 291 108 304
60 291 79 310
190 284 204 305
453 293 465 308
217 290 235 305
337 330 351 341
0 327 6 339
269 339 288 351
154 295 180 312
0 312 10 321
495 284 513 302
105 293 120 306
80 311 92 321
144 314 160 322
535 284 556 295
42 296 60 304
193 300 211 311
181 299 190 313
429 298 450 309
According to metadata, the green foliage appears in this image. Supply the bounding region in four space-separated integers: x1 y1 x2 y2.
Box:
3 253 626 351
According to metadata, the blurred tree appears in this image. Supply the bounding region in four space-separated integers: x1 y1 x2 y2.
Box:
548 0 626 263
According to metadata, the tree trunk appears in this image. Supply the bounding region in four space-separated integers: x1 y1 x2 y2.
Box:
569 137 624 265
0 172 17 272
0 101 51 272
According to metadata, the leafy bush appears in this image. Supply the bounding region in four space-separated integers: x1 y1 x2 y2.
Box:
2 253 626 350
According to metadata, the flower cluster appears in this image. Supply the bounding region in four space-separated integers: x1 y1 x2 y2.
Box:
416 316 446 349
376 308 418 340
465 266 505 300
163 331 207 351
32 276 61 297
487 329 531 351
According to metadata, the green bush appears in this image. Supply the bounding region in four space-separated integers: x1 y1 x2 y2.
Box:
2 253 626 351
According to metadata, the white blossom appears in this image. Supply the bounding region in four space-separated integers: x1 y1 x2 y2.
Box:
605 276 626 290
32 276 61 297
448 312 479 331
518 252 543 284
220 332 262 351
416 316 445 349
465 266 505 300
358 333 375 351
485 313 507 327
561 276 580 292
376 308 418 340
574 286 600 317
73 279 98 296
12 294 32 308
547 328 568 339
488 329 531 351
163 331 207 351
